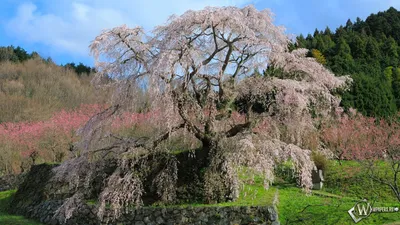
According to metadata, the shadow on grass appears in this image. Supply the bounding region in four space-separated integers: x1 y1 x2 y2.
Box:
0 190 42 225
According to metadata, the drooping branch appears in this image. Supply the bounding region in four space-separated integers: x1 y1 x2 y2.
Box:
88 136 148 156
114 32 146 65
77 105 120 152
89 123 186 157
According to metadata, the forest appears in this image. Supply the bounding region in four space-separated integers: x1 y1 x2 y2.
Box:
0 5 400 225
296 6 400 118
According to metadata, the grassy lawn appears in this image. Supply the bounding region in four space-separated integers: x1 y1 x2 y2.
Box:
277 160 400 224
278 186 400 225
324 160 397 202
158 185 277 208
0 190 43 225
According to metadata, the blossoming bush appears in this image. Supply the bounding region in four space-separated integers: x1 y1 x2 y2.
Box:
0 104 105 174
0 103 199 175
322 111 400 201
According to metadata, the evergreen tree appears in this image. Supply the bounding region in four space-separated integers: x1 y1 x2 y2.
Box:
392 67 400 108
381 37 399 67
330 38 355 74
345 19 353 31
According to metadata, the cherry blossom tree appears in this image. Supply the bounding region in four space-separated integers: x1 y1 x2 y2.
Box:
59 5 351 217
377 119 400 201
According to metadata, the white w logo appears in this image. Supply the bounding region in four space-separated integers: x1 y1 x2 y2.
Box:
348 199 373 223
356 202 372 216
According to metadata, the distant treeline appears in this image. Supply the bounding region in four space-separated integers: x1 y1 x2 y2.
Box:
0 45 95 76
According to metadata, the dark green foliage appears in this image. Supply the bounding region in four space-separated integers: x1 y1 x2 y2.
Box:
64 62 96 76
0 46 39 63
0 45 94 77
298 7 400 118
392 67 400 108
341 73 397 117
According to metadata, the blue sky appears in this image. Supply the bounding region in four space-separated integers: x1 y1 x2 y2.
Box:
1 0 399 66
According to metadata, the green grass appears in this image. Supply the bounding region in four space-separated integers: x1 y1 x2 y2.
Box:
161 185 276 208
224 184 276 207
0 190 43 225
152 159 400 225
277 160 400 224
277 186 400 225
324 160 399 202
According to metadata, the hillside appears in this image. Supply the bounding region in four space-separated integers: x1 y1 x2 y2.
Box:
0 46 107 123
297 7 400 118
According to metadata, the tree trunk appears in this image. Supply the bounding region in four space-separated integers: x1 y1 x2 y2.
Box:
201 137 217 165
200 136 237 203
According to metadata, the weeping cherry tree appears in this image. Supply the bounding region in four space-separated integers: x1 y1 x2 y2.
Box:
65 5 352 217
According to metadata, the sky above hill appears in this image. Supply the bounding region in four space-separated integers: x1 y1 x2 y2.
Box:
1 0 399 66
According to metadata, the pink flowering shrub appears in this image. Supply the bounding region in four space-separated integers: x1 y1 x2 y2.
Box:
111 111 158 135
0 104 105 174
0 104 190 174
322 111 400 201
321 112 395 161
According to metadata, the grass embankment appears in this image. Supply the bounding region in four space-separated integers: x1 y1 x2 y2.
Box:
278 160 400 225
161 185 277 208
0 190 42 225
278 186 400 225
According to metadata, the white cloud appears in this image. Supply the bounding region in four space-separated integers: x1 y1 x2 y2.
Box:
6 0 255 58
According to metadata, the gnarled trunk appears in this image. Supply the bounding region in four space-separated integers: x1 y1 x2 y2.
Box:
201 136 238 203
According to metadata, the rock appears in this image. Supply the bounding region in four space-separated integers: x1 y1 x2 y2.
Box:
144 216 151 223
156 216 164 224
267 207 277 221
312 169 324 190
199 212 208 222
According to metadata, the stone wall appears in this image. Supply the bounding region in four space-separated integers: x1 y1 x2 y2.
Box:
10 162 279 225
23 199 100 225
102 206 278 225
28 202 279 225
0 174 25 192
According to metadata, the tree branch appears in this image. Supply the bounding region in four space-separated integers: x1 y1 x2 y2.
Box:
152 123 186 147
225 122 252 137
